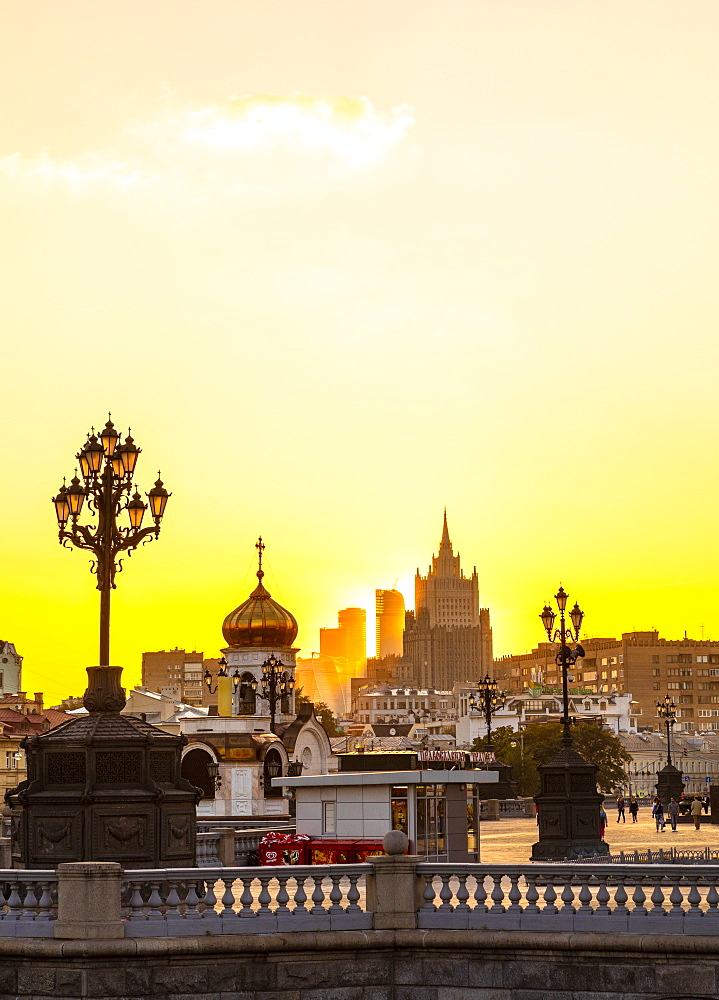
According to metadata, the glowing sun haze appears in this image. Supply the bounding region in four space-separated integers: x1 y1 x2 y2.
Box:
2 0 719 704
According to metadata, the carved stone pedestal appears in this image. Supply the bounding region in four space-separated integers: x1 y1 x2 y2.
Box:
655 763 684 807
531 745 609 861
6 665 201 869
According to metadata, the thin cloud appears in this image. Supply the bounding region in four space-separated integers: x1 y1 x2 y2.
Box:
0 93 414 200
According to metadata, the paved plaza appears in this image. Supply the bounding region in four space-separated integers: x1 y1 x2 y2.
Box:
480 806 718 863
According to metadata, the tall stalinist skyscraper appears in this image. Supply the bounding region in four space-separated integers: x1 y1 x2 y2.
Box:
404 511 492 690
415 510 480 628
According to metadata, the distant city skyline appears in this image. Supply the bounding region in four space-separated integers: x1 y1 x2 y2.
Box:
5 2 719 702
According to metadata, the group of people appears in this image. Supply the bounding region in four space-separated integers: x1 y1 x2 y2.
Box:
614 795 639 823
651 795 708 832
598 794 711 838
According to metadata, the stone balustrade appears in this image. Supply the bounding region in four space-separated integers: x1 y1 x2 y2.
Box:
123 864 371 935
0 870 57 934
3 856 719 939
417 861 719 933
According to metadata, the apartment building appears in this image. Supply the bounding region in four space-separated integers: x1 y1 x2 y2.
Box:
141 649 206 706
352 686 456 725
494 631 719 732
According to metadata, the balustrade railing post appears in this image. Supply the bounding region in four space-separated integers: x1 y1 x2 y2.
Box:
366 831 422 930
218 829 236 866
54 862 124 939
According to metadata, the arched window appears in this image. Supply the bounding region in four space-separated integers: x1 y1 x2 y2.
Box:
263 748 283 798
237 672 257 715
181 747 215 799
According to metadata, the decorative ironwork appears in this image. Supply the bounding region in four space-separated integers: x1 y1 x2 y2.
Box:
51 416 170 674
468 675 506 750
46 753 86 785
261 654 295 734
539 586 585 747
95 751 142 784
657 694 677 766
149 753 175 784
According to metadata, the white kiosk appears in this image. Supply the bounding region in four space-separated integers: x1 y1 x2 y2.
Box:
275 768 499 861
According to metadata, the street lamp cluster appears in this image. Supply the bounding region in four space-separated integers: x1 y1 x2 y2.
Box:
52 417 170 667
469 675 506 750
657 694 677 767
540 586 585 747
262 654 295 733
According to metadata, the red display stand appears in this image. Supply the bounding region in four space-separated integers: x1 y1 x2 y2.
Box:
259 833 384 866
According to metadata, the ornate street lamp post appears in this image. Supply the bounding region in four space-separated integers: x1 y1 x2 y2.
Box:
657 694 677 767
204 659 229 695
469 675 506 750
52 417 170 678
261 654 294 733
540 586 585 747
532 584 608 861
655 693 683 805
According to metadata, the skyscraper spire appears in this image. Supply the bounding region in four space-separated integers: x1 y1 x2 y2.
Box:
440 507 451 551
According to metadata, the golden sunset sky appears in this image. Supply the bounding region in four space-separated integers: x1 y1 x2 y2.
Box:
3 1 719 704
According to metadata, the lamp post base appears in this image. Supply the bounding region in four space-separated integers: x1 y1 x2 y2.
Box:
531 745 608 862
531 838 610 861
655 763 684 806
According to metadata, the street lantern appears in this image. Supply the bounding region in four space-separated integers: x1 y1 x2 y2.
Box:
53 485 70 527
204 659 228 694
540 605 556 634
65 475 86 518
148 476 170 521
539 584 585 748
118 432 140 476
53 418 170 666
127 492 146 529
99 418 119 457
84 434 105 476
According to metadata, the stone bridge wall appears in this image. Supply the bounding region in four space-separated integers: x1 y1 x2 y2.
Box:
2 927 718 1000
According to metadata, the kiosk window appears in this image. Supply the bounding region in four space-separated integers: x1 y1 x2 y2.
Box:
391 785 408 834
323 801 336 834
415 784 446 859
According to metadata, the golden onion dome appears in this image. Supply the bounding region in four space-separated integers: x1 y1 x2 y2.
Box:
222 568 298 649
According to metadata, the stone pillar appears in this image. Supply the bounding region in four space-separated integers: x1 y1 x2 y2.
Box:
218 827 237 866
521 797 536 817
366 831 421 930
485 798 500 821
54 862 124 939
218 674 233 716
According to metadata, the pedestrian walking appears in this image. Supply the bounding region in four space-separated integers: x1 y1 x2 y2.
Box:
616 795 626 822
628 797 639 823
599 805 607 840
691 796 703 830
667 797 679 832
652 796 665 832
703 795 710 814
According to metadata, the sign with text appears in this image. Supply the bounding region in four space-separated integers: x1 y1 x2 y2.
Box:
417 750 496 764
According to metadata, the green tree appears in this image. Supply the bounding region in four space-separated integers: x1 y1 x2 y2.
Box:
295 687 343 736
471 726 538 796
523 722 631 794
471 722 631 796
